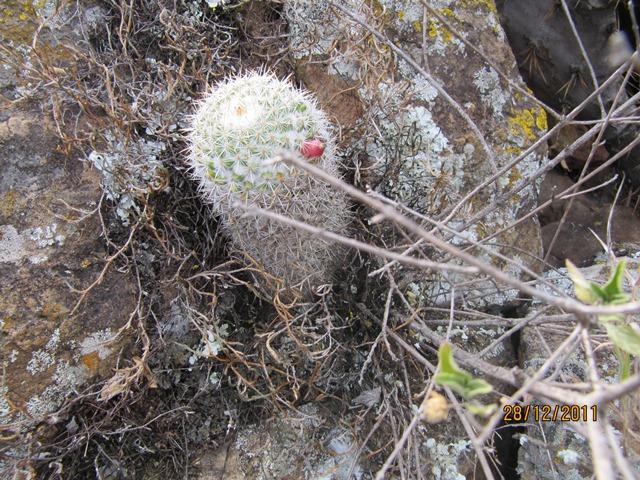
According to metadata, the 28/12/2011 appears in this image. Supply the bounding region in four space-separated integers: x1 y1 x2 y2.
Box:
502 403 598 423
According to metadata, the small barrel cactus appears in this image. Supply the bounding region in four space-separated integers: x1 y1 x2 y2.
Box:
188 73 349 296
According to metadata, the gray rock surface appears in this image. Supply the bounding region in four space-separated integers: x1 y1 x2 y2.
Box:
196 404 365 480
286 0 545 309
496 0 640 188
0 104 137 429
519 259 640 479
0 1 136 430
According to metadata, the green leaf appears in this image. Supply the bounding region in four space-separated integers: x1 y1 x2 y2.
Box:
589 283 608 302
466 378 494 397
616 348 632 381
605 323 640 357
435 343 493 400
602 261 627 301
465 401 498 417
565 259 598 304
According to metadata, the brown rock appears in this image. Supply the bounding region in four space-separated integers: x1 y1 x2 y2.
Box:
542 204 640 266
0 103 137 427
549 123 609 171
538 170 598 225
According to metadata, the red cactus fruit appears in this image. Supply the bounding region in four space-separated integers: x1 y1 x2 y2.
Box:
300 139 325 158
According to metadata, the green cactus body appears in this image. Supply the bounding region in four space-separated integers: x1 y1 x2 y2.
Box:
188 73 349 295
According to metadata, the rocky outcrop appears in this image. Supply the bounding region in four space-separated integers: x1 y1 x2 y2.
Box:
0 1 136 432
285 0 546 309
0 102 137 428
521 259 640 479
496 0 640 188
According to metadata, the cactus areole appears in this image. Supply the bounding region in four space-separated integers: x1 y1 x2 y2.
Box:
188 73 336 205
187 73 348 294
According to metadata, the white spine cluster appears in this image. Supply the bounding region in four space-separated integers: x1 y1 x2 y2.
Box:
188 73 349 295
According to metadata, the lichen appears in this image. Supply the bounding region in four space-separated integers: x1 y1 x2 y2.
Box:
423 438 470 480
473 67 506 117
80 329 115 360
29 223 65 248
26 328 60 375
188 323 228 365
25 362 88 417
0 225 25 263
89 134 166 225
508 106 548 143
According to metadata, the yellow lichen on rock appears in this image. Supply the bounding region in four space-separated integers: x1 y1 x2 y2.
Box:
463 0 498 14
508 105 548 142
428 18 453 43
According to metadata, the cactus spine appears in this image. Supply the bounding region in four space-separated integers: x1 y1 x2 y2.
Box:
188 73 349 295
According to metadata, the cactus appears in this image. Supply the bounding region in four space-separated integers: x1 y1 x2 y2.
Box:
188 73 349 296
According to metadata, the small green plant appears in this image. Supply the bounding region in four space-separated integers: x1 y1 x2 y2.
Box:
566 259 640 380
435 342 496 416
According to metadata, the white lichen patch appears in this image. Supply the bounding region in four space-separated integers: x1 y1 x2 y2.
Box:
0 225 25 263
189 323 229 365
80 329 115 360
473 67 506 117
557 449 581 465
46 328 61 350
400 59 439 104
328 54 361 82
8 350 18 363
25 362 88 418
29 223 65 248
286 0 359 60
408 106 449 153
205 0 229 8
486 13 505 42
29 254 48 264
26 328 60 375
89 134 166 225
0 383 10 419
423 437 470 480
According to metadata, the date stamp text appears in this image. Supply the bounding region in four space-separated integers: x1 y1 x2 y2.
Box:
503 404 598 422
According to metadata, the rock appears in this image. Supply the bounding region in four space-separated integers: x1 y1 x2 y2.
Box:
495 0 622 119
519 258 640 479
537 170 596 226
539 170 640 266
538 169 640 266
0 3 137 432
285 0 545 309
0 103 137 429
194 401 481 480
196 404 365 480
541 221 602 267
495 0 640 188
548 123 609 171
